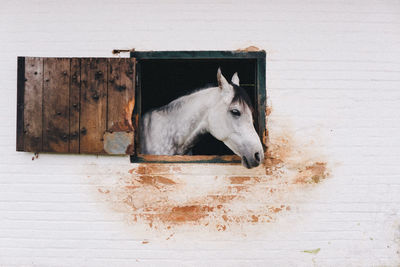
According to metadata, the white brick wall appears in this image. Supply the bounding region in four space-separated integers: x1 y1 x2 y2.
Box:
1 0 400 266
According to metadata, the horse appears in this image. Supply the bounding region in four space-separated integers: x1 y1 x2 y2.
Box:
140 68 264 169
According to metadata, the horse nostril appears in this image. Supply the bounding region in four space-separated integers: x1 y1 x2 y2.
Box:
254 152 260 163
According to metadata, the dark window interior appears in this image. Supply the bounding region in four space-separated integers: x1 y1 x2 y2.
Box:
139 59 258 155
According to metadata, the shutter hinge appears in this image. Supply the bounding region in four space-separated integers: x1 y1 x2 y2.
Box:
112 48 135 55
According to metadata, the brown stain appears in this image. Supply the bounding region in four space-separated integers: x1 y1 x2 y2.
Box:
270 206 283 213
131 165 172 175
235 46 261 52
98 188 110 194
264 135 293 175
125 144 134 154
228 185 248 193
229 176 261 184
137 175 176 187
95 106 331 234
108 121 132 132
161 205 213 223
295 162 329 184
266 106 272 117
229 176 251 184
208 194 237 203
216 224 227 231
166 233 175 240
142 240 149 244
172 166 182 172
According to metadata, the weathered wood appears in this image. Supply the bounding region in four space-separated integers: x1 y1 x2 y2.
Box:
107 58 135 131
16 57 25 151
133 154 241 164
80 58 108 154
69 58 81 153
42 58 70 152
106 58 135 154
17 57 137 155
23 57 43 152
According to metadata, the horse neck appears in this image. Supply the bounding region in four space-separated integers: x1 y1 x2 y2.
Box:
168 87 220 152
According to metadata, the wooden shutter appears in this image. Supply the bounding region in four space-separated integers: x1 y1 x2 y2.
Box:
16 57 136 155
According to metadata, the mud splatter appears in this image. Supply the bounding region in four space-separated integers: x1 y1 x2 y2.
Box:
137 176 176 186
98 188 110 194
94 107 331 235
295 162 329 184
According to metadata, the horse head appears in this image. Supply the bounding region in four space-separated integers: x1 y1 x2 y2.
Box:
207 68 264 168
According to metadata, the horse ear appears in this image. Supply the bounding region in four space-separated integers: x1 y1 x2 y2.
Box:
231 72 240 86
217 68 229 90
217 68 233 103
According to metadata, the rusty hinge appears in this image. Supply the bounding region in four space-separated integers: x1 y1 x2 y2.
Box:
112 48 135 55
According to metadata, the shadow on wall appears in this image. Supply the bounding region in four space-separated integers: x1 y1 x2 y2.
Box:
94 106 331 236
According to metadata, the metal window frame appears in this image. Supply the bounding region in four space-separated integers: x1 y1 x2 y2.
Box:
130 50 266 164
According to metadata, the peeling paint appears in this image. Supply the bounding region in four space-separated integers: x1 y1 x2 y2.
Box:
103 98 135 154
235 46 262 52
103 131 134 154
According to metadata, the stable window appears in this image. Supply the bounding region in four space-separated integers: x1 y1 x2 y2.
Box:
16 51 266 164
131 51 266 163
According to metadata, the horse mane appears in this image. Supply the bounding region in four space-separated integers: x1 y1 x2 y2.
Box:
230 83 254 113
154 83 254 114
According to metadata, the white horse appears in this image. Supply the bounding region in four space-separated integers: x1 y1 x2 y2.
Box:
140 68 264 168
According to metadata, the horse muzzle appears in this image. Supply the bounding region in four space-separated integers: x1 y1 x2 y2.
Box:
241 150 263 169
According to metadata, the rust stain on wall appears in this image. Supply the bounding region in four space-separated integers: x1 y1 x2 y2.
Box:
295 162 329 184
136 175 176 187
235 46 262 52
95 107 331 236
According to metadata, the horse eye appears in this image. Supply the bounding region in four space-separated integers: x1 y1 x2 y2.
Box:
230 109 241 117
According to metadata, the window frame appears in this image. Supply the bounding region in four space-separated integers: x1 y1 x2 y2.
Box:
130 50 266 164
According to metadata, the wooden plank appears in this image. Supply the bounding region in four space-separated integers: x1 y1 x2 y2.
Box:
16 57 25 151
80 58 108 154
23 57 43 152
42 58 70 152
132 154 241 164
69 58 81 153
106 58 135 154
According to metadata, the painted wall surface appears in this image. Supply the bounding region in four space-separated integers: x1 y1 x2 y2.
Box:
1 0 400 266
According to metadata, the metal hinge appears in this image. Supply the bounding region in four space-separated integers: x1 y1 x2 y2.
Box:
112 48 135 55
